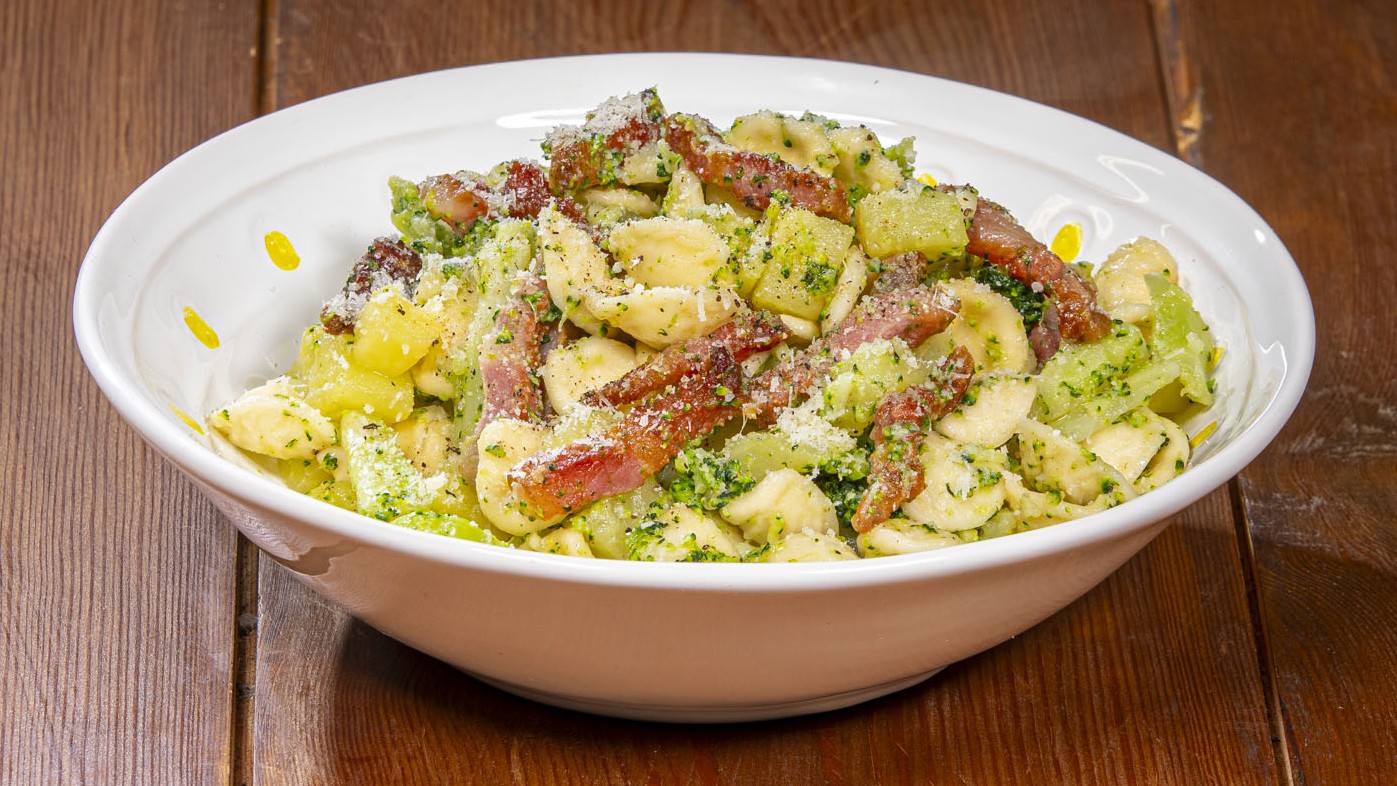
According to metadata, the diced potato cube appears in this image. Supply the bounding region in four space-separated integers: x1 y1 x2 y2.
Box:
351 288 440 376
750 208 853 321
297 327 414 423
855 186 967 259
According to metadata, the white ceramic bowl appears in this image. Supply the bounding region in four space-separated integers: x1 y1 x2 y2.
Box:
74 54 1313 722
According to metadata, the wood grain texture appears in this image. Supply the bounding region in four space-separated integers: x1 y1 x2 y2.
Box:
240 1 1276 783
0 0 260 783
1182 1 1397 782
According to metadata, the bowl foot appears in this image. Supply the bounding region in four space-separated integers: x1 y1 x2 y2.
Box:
473 668 946 723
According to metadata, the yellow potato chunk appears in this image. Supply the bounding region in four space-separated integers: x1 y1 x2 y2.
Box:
750 208 853 321
296 326 414 423
351 288 440 376
855 186 967 260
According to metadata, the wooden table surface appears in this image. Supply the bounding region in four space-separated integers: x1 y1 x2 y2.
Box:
4 0 1393 783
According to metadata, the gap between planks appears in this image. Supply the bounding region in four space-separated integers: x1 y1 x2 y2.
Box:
1148 3 1295 783
231 1 278 783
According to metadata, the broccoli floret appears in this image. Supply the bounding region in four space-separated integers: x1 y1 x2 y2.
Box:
973 264 1046 328
624 502 742 563
388 175 478 258
812 447 871 529
669 447 755 511
882 137 917 179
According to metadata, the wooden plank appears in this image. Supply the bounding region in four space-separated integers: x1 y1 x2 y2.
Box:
1181 1 1397 782
247 1 1277 782
0 0 260 782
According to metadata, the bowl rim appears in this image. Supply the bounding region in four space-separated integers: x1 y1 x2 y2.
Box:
72 52 1315 592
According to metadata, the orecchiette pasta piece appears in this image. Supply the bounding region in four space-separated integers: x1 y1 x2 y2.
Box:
1133 414 1190 493
576 186 659 225
921 279 1033 373
474 417 560 536
857 520 961 558
542 336 638 414
1000 469 1115 529
778 313 820 345
726 110 839 175
764 532 859 562
606 216 732 290
391 404 454 476
1084 408 1175 483
209 375 336 461
1015 418 1136 506
900 435 1010 532
524 528 595 558
934 375 1038 449
661 164 705 215
411 276 478 400
538 203 622 334
588 285 742 347
829 125 907 196
630 505 747 562
1095 237 1180 324
820 244 870 333
720 468 838 545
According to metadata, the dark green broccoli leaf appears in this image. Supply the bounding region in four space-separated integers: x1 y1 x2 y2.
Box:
974 264 1046 328
669 447 755 511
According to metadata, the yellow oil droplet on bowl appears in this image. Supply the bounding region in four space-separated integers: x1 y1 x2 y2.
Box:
916 173 938 187
1051 222 1083 262
169 403 205 435
183 306 220 349
1189 420 1218 449
264 230 300 271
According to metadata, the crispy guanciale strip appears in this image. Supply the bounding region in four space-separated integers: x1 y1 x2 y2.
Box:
1027 301 1062 366
544 89 666 192
478 272 554 428
745 285 960 421
663 114 852 223
852 346 976 533
872 251 929 293
320 237 424 334
420 173 497 232
509 347 742 519
965 196 1112 344
420 160 588 229
580 311 789 408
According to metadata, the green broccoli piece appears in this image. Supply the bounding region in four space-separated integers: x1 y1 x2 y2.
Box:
973 264 1046 328
388 176 475 258
669 447 755 511
812 448 871 529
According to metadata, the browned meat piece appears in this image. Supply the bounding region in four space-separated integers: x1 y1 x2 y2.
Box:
965 196 1112 344
319 238 424 334
544 89 666 192
851 346 975 533
663 114 852 223
1027 301 1062 366
477 272 553 429
872 251 929 293
580 312 789 408
419 173 495 232
509 346 743 519
745 285 960 421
